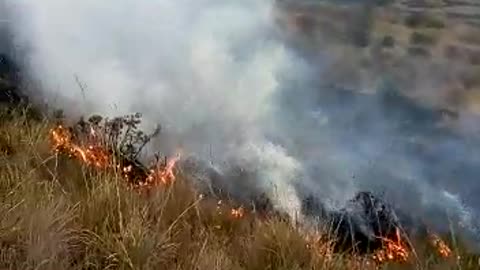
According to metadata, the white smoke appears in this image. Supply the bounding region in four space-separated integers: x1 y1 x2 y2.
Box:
4 0 480 244
4 0 310 218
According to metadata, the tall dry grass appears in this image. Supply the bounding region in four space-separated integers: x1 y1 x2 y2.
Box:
0 108 478 270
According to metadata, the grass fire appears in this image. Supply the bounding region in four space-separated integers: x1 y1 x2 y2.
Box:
50 115 181 190
2 0 480 269
0 111 463 269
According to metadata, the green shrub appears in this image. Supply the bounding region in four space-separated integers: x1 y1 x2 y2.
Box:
407 46 431 57
373 0 394 6
405 13 423 28
405 13 445 29
410 32 436 46
424 16 445 29
381 35 395 48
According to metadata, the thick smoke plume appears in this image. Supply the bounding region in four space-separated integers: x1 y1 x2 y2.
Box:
3 0 480 246
4 0 307 220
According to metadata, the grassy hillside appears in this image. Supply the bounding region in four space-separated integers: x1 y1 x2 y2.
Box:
0 108 478 270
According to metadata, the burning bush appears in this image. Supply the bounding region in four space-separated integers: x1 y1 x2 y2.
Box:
50 113 178 189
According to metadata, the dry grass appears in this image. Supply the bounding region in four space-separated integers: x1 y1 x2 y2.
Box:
0 108 479 270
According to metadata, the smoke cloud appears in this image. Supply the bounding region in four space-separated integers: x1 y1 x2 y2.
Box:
3 0 480 245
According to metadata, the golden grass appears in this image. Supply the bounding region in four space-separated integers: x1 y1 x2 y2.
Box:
0 108 479 270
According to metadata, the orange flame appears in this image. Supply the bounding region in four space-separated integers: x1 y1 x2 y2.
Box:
50 124 457 266
373 228 409 263
304 231 334 261
50 125 179 189
141 154 181 187
429 233 452 258
231 206 245 219
51 125 110 168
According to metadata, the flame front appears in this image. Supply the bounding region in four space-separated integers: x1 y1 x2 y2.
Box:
50 125 179 189
429 233 452 258
51 125 110 168
373 228 409 263
143 155 181 186
231 206 245 219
